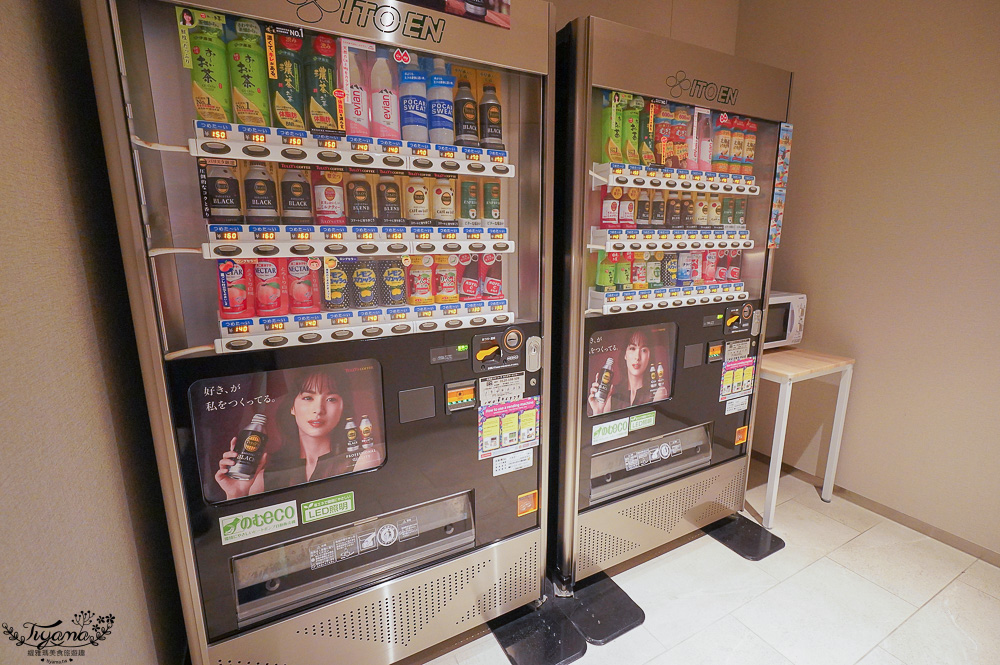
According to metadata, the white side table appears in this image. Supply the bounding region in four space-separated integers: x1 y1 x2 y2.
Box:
756 348 855 529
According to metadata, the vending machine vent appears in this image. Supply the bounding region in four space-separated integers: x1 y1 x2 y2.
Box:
617 476 718 533
691 465 747 525
577 525 642 572
297 560 491 646
457 541 539 624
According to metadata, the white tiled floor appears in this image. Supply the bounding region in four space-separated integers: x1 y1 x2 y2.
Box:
428 460 1000 665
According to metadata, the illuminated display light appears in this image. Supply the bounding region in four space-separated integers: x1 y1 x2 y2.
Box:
298 320 319 328
612 167 624 174
391 313 407 320
353 143 370 151
467 233 481 239
254 232 276 240
607 296 618 302
440 150 456 158
361 314 379 323
412 148 428 156
356 232 375 240
386 232 403 240
624 295 634 301
415 232 431 240
442 307 459 314
265 322 285 331
207 129 227 140
334 317 350 325
441 232 457 239
467 306 482 313
491 304 504 311
284 136 303 146
385 146 400 154
490 233 504 239
229 325 250 334
290 232 310 240
216 231 239 240
467 153 480 161
325 232 344 239
490 155 504 163
248 133 266 143
418 310 433 317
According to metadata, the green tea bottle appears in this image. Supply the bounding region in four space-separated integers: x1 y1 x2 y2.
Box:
271 35 306 130
227 18 270 126
189 24 231 122
305 34 342 132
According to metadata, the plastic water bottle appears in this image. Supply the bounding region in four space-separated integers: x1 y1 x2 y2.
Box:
399 56 428 142
369 48 400 140
427 58 455 145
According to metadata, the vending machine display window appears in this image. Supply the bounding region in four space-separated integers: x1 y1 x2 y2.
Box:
586 323 676 417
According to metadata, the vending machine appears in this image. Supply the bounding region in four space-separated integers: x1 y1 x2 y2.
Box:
551 17 792 593
80 1 553 663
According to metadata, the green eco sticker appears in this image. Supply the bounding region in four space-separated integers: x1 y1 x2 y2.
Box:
301 492 356 524
629 411 656 432
219 500 298 546
592 416 629 445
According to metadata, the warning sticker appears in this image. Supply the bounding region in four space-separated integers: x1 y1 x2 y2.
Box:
493 448 533 476
725 338 751 363
397 516 419 541
358 529 378 554
309 541 338 570
335 534 358 561
725 395 750 414
479 372 526 406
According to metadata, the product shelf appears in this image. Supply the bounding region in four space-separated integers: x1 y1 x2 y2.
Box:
587 283 748 316
190 121 515 178
590 161 759 194
587 227 752 253
215 301 514 354
203 224 513 259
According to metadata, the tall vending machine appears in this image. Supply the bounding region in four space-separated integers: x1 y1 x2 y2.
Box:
552 17 792 593
80 1 554 663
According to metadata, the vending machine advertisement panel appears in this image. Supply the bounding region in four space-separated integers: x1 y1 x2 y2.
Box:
80 1 553 663
552 17 791 592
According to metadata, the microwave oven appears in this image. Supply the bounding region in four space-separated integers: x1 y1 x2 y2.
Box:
763 291 807 349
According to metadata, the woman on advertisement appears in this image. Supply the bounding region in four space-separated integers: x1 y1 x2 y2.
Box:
588 329 669 416
214 369 382 500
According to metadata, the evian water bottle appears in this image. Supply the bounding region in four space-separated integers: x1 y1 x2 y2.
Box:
369 48 400 140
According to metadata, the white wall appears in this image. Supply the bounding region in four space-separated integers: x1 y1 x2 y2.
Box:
736 0 1000 557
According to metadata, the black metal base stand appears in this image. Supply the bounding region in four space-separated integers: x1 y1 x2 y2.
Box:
488 573 645 665
703 513 785 561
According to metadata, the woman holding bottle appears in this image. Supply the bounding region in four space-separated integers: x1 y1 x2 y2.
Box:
587 329 669 416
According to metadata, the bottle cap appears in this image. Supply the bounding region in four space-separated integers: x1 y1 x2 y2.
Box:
483 84 496 92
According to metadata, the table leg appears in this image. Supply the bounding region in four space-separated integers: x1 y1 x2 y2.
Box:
822 364 853 502
763 378 793 529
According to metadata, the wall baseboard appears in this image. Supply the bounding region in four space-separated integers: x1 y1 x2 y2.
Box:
750 451 1000 568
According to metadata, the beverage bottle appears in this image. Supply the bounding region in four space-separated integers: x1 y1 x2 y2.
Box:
654 104 675 166
711 112 732 173
376 175 402 222
694 194 709 225
730 117 746 172
243 162 279 223
480 253 503 298
345 417 360 453
676 252 693 284
346 173 374 222
646 253 662 286
321 257 351 310
614 252 631 286
707 194 722 225
702 250 718 283
369 48 401 140
305 35 341 132
728 250 743 281
313 169 346 224
346 51 370 136
279 167 312 224
600 186 620 229
427 58 455 145
254 257 289 316
721 196 735 225
454 80 480 147
228 414 268 480
459 177 479 220
433 255 459 304
271 35 306 130
595 358 613 405
188 24 232 122
650 189 666 227
639 100 657 166
661 252 678 286
671 105 691 167
217 259 254 319
482 179 501 220
405 176 430 224
377 258 407 306
206 164 242 222
478 84 504 149
350 259 378 309
360 415 375 449
595 251 616 289
656 363 665 392
666 191 681 226
458 254 481 301
432 177 457 225
680 192 694 226
635 189 651 227
287 258 320 313
649 364 658 395
697 111 713 172
399 56 429 142
630 254 647 288
623 96 642 164
601 91 624 163
465 0 487 17
227 18 270 126
734 198 747 225
618 188 636 228
716 250 729 282
407 255 435 305
742 120 758 175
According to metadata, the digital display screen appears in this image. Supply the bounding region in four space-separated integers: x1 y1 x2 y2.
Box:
412 148 428 156
284 136 303 146
467 153 480 161
207 129 227 140
189 359 386 504
491 155 504 163
299 320 319 328
248 133 266 143
319 139 338 149
228 325 250 334
385 146 400 154
290 232 310 240
264 322 285 331
216 231 239 240
587 323 677 417
254 232 276 240
353 143 369 151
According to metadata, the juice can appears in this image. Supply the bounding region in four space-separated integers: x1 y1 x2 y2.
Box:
188 20 232 122
321 257 351 310
253 257 289 316
433 255 459 304
227 18 271 127
287 257 321 313
217 259 255 319
480 253 503 298
482 179 502 221
377 258 407 307
271 34 307 131
459 177 479 220
349 260 378 309
407 255 435 305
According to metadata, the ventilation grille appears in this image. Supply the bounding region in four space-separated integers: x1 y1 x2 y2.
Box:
576 525 641 574
296 560 490 646
692 465 747 525
617 476 717 532
457 541 539 624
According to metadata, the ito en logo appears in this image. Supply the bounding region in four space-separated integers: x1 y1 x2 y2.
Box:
666 70 740 105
